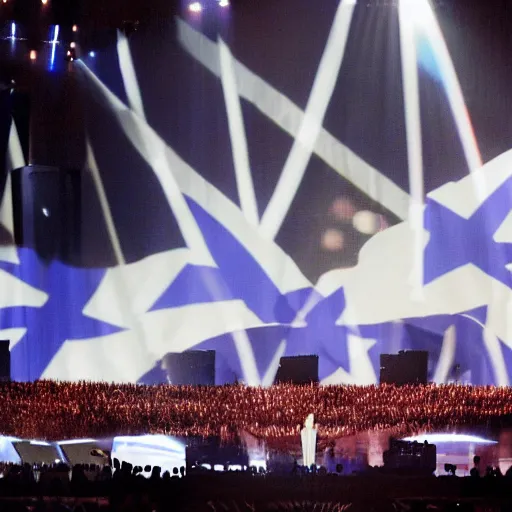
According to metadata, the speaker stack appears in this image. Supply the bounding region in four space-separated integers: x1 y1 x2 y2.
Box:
0 340 10 381
275 355 319 385
379 350 428 386
162 350 216 386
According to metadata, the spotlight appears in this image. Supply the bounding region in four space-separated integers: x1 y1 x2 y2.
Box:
65 48 76 62
10 23 15 39
188 2 202 13
72 25 78 33
219 0 229 6
70 42 76 48
29 50 37 61
89 51 95 58
41 0 48 5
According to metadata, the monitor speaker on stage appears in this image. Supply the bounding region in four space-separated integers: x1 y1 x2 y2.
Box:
275 355 319 385
162 350 215 385
0 340 10 381
380 350 428 386
13 441 61 465
11 166 81 262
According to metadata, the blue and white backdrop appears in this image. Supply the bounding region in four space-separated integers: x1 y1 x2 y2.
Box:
0 0 512 385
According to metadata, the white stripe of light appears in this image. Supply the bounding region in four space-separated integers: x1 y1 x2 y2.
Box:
410 0 484 204
117 31 146 120
57 438 97 445
232 329 261 386
415 3 482 173
261 339 287 387
399 0 425 301
462 308 508 387
0 119 25 264
176 17 410 221
86 139 126 266
219 39 259 226
8 117 25 170
260 0 356 239
432 324 456 384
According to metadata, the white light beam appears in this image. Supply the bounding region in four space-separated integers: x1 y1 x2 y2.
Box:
117 31 146 120
86 139 126 266
260 0 357 239
219 39 259 226
433 324 456 384
0 119 25 264
399 0 425 300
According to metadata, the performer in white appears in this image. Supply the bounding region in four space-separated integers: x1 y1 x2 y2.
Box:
301 413 317 468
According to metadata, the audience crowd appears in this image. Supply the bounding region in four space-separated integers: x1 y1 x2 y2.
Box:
0 381 512 441
0 460 510 512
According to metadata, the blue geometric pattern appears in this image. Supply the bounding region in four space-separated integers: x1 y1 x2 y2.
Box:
424 177 512 287
1 0 512 387
0 249 123 380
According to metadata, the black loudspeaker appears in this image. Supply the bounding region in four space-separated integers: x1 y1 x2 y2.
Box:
11 166 81 262
275 355 319 385
162 351 215 385
0 340 10 381
380 351 428 386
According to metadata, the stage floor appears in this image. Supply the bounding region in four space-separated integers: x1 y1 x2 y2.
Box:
1 427 510 477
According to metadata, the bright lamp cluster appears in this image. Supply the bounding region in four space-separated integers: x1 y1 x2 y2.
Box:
188 0 230 13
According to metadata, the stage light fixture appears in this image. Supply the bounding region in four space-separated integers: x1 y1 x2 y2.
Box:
29 50 37 61
65 48 76 62
70 42 76 48
41 0 48 5
89 51 95 58
72 25 78 32
219 0 230 7
188 2 202 13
